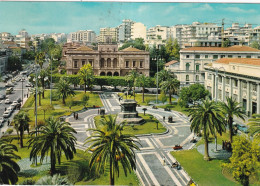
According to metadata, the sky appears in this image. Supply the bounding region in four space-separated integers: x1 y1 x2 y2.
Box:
0 2 260 35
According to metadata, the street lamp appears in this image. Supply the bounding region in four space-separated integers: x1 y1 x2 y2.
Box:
152 56 162 104
49 56 53 105
21 76 25 104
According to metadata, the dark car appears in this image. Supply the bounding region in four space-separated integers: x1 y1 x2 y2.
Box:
0 94 6 100
17 98 22 103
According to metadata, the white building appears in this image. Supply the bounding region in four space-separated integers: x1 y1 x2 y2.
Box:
69 30 96 44
0 49 8 74
0 32 13 41
117 19 134 43
177 45 260 86
131 22 147 40
164 60 179 72
50 33 67 43
98 27 117 43
205 58 260 116
145 25 169 47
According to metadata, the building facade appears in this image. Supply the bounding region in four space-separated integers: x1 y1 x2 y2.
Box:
117 19 134 43
177 45 260 86
205 58 260 116
68 30 96 44
64 44 150 76
131 22 147 40
98 28 118 43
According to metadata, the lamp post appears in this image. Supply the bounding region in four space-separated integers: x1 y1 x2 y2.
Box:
152 55 161 104
50 57 53 105
21 76 25 104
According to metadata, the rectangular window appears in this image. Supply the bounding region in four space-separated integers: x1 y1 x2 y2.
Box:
195 55 200 59
221 55 225 58
133 61 136 67
208 74 212 80
238 56 241 58
246 55 251 58
205 55 208 58
213 55 218 59
226 78 229 85
140 61 143 68
88 60 93 66
196 75 199 81
196 64 200 71
252 84 257 91
234 80 238 87
126 61 129 68
82 61 85 66
242 82 247 89
186 55 190 58
228 55 233 58
74 61 78 68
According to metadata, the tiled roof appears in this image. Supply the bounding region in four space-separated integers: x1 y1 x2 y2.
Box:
181 45 260 52
215 58 260 66
121 46 143 52
164 60 179 66
74 46 93 51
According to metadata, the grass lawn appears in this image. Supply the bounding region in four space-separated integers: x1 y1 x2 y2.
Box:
94 113 167 135
2 135 139 185
20 90 103 128
171 149 239 186
118 93 176 106
158 103 189 116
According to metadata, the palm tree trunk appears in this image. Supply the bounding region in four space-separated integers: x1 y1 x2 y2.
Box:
42 86 45 98
142 87 145 103
169 91 172 105
133 86 136 100
50 147 56 176
39 94 41 106
20 131 24 148
229 116 233 143
63 95 65 104
84 82 86 93
110 157 114 185
204 134 210 161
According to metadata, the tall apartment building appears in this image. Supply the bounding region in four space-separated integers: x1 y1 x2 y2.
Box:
98 27 117 43
176 45 260 86
69 30 96 44
50 33 67 43
117 19 134 43
131 22 147 40
205 58 260 116
145 25 169 47
0 32 13 41
15 29 30 49
0 49 8 74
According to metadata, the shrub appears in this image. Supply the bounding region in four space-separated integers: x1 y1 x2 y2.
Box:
6 128 13 135
21 179 36 185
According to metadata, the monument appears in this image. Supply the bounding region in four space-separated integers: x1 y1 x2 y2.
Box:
117 99 144 124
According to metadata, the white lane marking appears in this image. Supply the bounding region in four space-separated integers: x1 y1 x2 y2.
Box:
139 138 155 150
136 153 160 186
136 158 151 186
180 133 194 146
150 137 159 149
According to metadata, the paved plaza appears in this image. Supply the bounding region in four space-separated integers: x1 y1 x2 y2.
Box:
66 92 196 186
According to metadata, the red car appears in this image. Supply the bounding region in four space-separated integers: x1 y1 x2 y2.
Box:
173 145 183 150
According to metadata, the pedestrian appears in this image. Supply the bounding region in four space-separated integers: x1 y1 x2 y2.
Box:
76 113 78 120
4 107 6 111
222 140 224 150
98 109 100 114
7 120 10 126
73 112 76 119
163 116 165 121
162 156 166 166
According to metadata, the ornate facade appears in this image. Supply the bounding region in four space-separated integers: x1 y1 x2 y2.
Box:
64 44 150 76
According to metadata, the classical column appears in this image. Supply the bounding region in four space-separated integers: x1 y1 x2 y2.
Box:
222 75 226 102
215 74 218 101
238 79 241 104
212 74 215 99
229 78 233 98
257 83 260 114
246 81 250 116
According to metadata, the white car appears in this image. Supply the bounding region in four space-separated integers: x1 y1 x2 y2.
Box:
0 117 4 124
3 111 11 118
7 107 13 112
11 101 18 107
5 99 11 104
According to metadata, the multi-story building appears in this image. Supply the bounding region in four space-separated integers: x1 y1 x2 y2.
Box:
50 33 67 43
131 22 147 40
177 45 260 86
0 32 13 41
205 58 260 116
0 49 8 74
68 30 96 44
15 29 30 49
117 19 134 43
98 27 118 43
145 25 169 47
64 44 150 76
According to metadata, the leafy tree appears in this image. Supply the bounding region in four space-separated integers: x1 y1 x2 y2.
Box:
7 56 22 71
125 70 139 100
13 112 30 148
55 77 75 104
160 78 180 104
39 69 49 98
35 52 45 69
39 104 54 120
22 50 35 60
250 41 260 49
220 97 247 143
247 114 260 139
78 64 94 93
85 115 140 185
0 139 21 184
189 99 226 160
28 117 77 176
222 38 231 47
136 75 151 103
119 38 145 51
159 91 167 104
222 136 260 186
179 87 191 108
172 39 180 60
82 94 89 108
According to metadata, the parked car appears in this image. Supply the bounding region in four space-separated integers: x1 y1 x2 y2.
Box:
0 117 5 124
237 124 249 133
3 110 11 118
11 102 18 109
17 98 22 103
25 83 32 87
7 106 13 112
5 99 11 104
5 83 14 87
0 94 6 100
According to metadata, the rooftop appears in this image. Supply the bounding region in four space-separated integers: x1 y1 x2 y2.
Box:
215 58 260 66
181 45 260 52
121 46 143 52
74 46 94 51
164 60 179 66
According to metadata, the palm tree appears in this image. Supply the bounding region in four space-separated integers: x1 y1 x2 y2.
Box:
30 87 41 114
220 97 247 143
39 69 49 98
13 112 31 148
247 114 260 138
35 52 45 69
55 77 75 104
160 78 180 104
125 70 139 100
85 115 140 185
78 64 94 93
157 70 171 82
189 99 226 160
0 139 21 184
28 117 77 176
136 75 151 103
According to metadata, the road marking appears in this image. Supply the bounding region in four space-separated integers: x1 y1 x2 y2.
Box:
139 138 155 150
137 153 160 186
180 133 194 146
136 158 151 186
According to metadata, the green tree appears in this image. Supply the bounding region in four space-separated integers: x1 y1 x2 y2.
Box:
222 38 231 47
220 97 247 143
172 39 180 60
160 78 180 104
179 87 191 108
39 104 55 120
82 93 89 108
13 112 30 148
0 139 21 184
247 114 260 139
28 117 77 176
222 136 260 186
85 115 140 185
125 70 139 100
55 77 75 104
189 99 226 161
159 91 167 104
119 38 145 51
157 70 171 83
78 64 94 93
35 52 45 69
36 174 71 185
250 41 260 50
136 75 151 103
7 56 22 71
39 69 49 98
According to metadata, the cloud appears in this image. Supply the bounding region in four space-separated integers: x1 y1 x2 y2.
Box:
223 6 256 13
195 4 214 11
163 6 175 15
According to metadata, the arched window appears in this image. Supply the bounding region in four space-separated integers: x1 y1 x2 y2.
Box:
196 75 199 81
196 64 200 72
100 58 105 68
186 63 190 71
186 75 189 81
107 58 111 67
107 72 112 76
113 58 117 68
